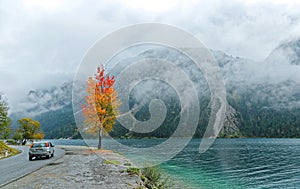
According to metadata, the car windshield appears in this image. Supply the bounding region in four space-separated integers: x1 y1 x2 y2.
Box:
32 143 47 148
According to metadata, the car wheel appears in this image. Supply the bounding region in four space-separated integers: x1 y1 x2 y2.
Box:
29 156 33 161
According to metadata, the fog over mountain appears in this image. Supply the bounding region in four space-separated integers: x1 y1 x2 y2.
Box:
2 0 300 113
12 37 300 116
9 37 300 138
14 82 72 117
266 38 300 66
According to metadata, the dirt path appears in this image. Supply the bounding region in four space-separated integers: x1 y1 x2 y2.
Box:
3 145 141 189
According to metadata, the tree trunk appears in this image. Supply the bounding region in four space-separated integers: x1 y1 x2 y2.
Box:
98 128 102 149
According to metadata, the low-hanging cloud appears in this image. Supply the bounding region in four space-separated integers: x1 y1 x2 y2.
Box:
0 0 300 112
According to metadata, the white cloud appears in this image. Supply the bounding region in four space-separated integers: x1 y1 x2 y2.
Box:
121 0 179 12
0 0 300 111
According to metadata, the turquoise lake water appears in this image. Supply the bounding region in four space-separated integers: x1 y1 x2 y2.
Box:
49 138 300 188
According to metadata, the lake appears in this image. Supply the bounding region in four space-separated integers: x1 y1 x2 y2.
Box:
49 138 300 189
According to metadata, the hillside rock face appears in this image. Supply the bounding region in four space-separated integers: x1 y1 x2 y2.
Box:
219 104 241 137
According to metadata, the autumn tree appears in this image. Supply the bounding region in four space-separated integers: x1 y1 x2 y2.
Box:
82 66 120 149
0 94 11 139
15 118 44 143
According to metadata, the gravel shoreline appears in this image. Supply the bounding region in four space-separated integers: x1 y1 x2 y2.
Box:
3 145 141 189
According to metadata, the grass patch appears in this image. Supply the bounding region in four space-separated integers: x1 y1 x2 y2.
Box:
0 141 19 159
127 166 171 189
141 166 170 189
124 162 132 166
103 159 121 166
127 167 141 175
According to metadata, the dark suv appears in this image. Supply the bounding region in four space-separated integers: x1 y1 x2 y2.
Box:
29 141 55 161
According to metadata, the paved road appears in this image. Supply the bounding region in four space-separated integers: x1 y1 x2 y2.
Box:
0 145 65 187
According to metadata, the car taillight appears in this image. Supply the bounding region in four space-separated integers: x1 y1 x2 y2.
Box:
30 144 33 148
46 142 49 147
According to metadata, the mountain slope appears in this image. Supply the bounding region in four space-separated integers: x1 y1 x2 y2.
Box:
10 37 300 139
9 82 80 139
266 38 300 65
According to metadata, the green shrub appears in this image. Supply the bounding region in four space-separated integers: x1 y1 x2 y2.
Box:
127 166 170 188
126 167 141 176
124 162 132 166
5 139 17 145
0 141 19 159
142 166 170 189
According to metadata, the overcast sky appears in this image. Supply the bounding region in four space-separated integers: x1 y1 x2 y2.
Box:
1 0 300 111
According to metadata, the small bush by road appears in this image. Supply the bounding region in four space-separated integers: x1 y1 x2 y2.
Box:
0 141 19 159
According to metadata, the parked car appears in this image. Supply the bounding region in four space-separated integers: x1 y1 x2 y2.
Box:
28 141 55 161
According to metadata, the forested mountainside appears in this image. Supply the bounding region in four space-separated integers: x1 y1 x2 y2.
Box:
10 38 300 139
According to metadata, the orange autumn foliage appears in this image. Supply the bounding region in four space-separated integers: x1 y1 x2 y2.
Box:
33 132 45 140
82 66 120 136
